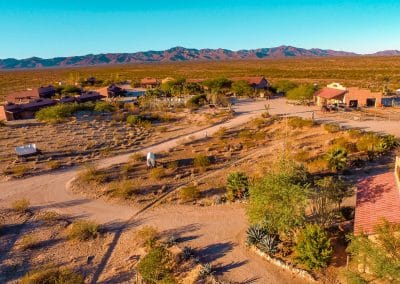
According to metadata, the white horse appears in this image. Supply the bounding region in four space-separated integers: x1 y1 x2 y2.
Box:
146 152 156 168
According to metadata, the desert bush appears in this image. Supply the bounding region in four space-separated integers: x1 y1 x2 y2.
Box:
137 226 159 249
326 147 348 172
180 185 200 201
21 267 84 284
306 156 330 173
38 211 61 223
346 220 400 282
347 129 363 139
137 246 175 283
36 102 94 123
331 137 358 153
126 114 142 126
247 158 309 237
149 167 166 180
167 160 179 171
77 164 105 185
68 220 99 241
294 224 333 270
288 117 314 128
323 123 341 133
286 84 317 103
356 132 380 153
20 234 39 250
377 135 399 153
94 101 114 113
193 154 211 171
226 172 249 201
186 94 207 109
4 164 29 177
250 117 266 129
11 198 30 214
129 152 144 162
238 129 252 139
46 160 61 170
272 80 298 94
108 180 137 199
213 127 227 139
293 150 310 162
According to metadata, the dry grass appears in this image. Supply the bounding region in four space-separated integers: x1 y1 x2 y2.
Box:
19 234 39 250
137 226 159 249
180 185 200 202
11 198 30 214
68 220 99 241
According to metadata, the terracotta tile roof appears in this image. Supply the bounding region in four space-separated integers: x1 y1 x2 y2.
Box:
140 77 159 85
6 89 40 103
354 172 400 235
315 87 347 99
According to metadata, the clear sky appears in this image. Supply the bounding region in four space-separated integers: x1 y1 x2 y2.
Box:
0 0 399 59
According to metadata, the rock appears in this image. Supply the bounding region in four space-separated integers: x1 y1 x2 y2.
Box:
87 255 94 264
174 174 182 180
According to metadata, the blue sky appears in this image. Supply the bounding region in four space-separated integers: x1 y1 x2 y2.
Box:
0 0 399 59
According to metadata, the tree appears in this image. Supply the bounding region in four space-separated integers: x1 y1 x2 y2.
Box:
325 147 348 172
231 80 254 97
347 220 400 282
271 80 298 94
311 176 353 227
294 224 333 270
161 78 186 96
203 77 232 94
246 158 309 237
226 172 250 201
183 82 203 95
286 84 317 103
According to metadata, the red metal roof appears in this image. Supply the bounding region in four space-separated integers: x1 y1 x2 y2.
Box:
354 172 400 235
231 76 267 85
315 87 347 99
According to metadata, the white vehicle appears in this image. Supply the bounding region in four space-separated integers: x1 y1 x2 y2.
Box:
15 143 38 156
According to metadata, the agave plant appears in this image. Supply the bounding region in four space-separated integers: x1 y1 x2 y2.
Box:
246 224 266 246
199 263 214 277
182 246 195 260
258 234 279 255
377 135 399 153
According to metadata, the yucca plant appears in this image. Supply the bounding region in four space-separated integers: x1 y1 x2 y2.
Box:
326 147 348 172
259 234 279 255
246 224 266 246
199 263 213 277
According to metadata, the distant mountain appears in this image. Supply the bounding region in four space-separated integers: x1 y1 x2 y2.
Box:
0 45 396 70
371 50 400 56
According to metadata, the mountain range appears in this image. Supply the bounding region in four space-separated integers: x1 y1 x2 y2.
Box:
1 46 399 70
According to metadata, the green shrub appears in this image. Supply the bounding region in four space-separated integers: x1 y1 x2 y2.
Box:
288 117 314 128
377 135 399 153
4 165 29 177
108 180 137 199
356 132 380 152
21 267 84 284
294 224 333 269
193 154 210 171
20 234 39 250
11 198 30 214
186 94 207 109
323 123 341 133
286 84 317 102
347 129 363 139
137 246 175 283
77 164 105 185
36 102 95 123
94 101 114 113
180 185 200 201
137 226 159 249
68 220 99 241
226 172 249 201
326 147 348 172
126 114 142 126
149 168 166 180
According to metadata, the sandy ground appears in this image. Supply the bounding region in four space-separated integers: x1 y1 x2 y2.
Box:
1 98 399 283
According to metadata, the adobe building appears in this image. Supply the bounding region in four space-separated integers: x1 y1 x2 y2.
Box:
315 83 383 108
